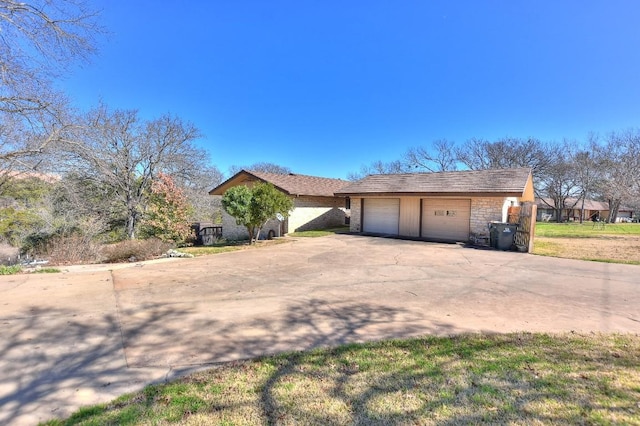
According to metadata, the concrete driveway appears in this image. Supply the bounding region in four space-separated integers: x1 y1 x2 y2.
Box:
1 234 639 425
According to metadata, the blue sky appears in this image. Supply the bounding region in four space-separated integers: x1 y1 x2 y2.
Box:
61 1 640 179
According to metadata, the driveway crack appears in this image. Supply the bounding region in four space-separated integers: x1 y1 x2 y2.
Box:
111 270 130 368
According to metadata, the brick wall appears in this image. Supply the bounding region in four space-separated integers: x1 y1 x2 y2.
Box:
469 197 506 244
349 198 362 232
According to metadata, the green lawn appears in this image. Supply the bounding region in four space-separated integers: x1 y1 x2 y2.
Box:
43 333 640 425
288 226 350 237
535 222 640 238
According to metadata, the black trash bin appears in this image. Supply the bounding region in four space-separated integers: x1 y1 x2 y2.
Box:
489 222 518 250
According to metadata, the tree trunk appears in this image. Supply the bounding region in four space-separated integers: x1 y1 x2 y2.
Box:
608 199 621 223
126 210 137 239
246 226 255 244
554 207 563 222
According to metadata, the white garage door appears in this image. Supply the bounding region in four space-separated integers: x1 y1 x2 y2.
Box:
422 198 471 241
363 198 400 234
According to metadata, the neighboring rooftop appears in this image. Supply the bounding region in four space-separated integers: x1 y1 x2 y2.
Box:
209 169 349 197
336 168 533 197
536 197 634 212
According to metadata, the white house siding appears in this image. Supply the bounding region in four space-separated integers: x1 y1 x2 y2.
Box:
469 197 507 244
287 196 348 232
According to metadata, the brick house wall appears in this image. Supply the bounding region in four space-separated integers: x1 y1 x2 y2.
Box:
469 197 508 244
219 195 349 241
349 197 362 232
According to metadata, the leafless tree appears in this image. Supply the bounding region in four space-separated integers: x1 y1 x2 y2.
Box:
593 129 640 222
61 104 205 239
347 160 411 181
535 141 583 222
0 0 103 184
456 137 556 177
571 137 603 223
404 139 458 172
175 164 224 223
228 162 292 176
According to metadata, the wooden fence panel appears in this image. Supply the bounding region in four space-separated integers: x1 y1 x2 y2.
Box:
514 202 537 253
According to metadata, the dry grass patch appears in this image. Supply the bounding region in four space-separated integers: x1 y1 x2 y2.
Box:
182 238 289 256
44 333 640 425
534 236 640 264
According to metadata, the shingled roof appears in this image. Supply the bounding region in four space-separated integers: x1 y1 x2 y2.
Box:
536 197 634 212
335 168 533 197
209 169 349 197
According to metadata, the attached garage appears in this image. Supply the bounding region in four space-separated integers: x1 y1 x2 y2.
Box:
362 198 400 234
421 198 471 242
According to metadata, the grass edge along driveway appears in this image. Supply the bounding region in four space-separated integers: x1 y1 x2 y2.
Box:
44 332 640 425
534 223 640 265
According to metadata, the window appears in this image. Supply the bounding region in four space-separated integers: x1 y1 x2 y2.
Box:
345 197 351 209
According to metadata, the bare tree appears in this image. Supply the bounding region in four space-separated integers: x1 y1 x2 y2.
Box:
536 142 583 222
594 129 640 223
175 164 224 223
62 104 205 239
347 160 410 181
572 138 602 223
456 137 556 177
0 0 103 184
228 162 292 176
404 139 458 172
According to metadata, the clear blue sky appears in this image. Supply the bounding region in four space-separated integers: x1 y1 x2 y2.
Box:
61 1 640 179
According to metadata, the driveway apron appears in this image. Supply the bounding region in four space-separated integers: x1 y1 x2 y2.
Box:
1 234 638 424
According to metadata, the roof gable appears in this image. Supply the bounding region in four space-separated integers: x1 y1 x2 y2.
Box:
336 168 533 197
209 169 349 197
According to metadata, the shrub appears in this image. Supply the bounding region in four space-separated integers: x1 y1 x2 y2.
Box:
44 234 103 265
0 265 22 275
140 173 192 244
101 238 172 263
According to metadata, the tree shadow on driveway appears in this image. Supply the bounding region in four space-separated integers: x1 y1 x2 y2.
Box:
119 297 451 366
0 298 454 424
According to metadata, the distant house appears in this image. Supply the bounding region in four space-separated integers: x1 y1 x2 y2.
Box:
536 198 635 222
335 168 534 243
209 170 350 240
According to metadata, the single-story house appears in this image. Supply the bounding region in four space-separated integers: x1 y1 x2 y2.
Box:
335 168 535 243
209 169 350 240
536 198 635 222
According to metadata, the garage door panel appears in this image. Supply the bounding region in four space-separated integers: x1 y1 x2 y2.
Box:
422 199 470 241
363 198 399 235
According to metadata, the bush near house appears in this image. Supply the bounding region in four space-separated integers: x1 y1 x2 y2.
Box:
221 182 294 244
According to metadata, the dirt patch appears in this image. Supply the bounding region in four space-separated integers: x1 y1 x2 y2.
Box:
535 235 640 263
